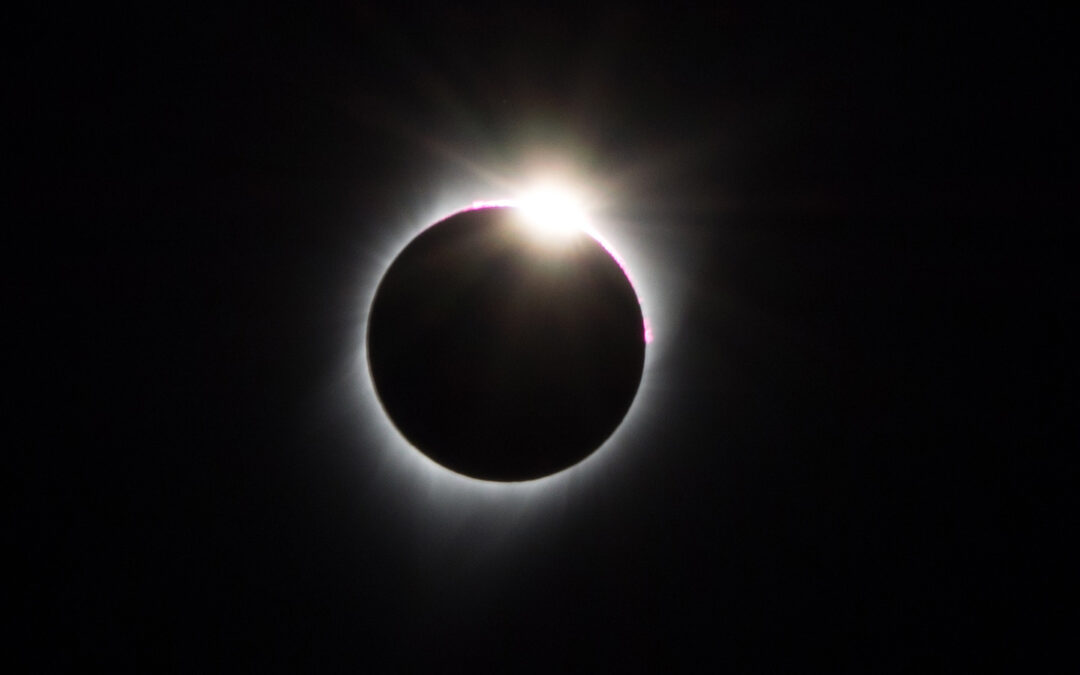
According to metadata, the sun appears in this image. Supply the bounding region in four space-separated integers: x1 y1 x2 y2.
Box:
339 162 680 521
516 185 589 242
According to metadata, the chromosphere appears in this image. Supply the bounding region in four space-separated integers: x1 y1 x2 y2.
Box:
367 205 645 481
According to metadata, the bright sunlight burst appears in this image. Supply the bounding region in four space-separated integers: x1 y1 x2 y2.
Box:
517 185 589 241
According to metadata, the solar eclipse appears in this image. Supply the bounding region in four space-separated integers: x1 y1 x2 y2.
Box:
366 201 647 481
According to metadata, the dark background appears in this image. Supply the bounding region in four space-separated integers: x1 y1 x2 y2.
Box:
16 2 1071 671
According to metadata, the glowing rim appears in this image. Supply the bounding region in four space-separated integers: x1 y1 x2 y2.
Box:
346 186 674 509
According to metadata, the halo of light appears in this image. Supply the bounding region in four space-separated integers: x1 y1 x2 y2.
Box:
338 169 684 522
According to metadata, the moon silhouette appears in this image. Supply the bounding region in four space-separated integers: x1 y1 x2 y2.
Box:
366 205 646 481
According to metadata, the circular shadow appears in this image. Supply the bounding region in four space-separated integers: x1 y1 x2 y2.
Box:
367 205 645 481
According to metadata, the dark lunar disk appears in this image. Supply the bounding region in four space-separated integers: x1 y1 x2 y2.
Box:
367 205 646 481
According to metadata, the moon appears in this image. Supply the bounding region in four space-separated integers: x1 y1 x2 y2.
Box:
366 204 646 482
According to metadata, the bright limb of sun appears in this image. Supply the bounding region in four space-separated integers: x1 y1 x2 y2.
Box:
516 185 589 242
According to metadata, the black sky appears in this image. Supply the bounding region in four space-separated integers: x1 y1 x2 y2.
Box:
16 2 1071 671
